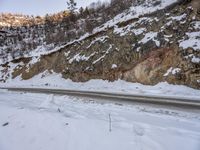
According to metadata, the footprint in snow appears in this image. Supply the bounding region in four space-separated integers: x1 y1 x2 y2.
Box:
133 125 145 136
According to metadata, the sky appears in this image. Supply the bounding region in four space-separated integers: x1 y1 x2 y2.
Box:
0 0 109 16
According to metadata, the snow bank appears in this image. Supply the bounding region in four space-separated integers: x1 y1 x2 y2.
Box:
1 71 200 100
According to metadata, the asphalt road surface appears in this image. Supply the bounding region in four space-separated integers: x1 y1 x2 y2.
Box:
1 87 200 110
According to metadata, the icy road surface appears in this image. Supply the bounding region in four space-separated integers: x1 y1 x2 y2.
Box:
0 90 200 150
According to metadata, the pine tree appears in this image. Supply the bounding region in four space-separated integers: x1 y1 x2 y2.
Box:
67 0 77 15
83 7 90 17
85 18 93 33
79 7 84 17
67 0 77 22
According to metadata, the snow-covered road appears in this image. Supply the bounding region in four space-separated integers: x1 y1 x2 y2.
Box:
0 90 200 150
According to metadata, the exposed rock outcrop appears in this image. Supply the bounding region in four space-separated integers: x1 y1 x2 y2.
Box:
0 0 200 89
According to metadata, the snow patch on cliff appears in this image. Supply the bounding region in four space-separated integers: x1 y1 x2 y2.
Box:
179 31 200 51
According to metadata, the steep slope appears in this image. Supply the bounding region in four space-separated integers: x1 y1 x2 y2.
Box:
0 0 200 89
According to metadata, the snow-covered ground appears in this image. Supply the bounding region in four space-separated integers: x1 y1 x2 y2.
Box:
1 71 200 100
0 89 200 150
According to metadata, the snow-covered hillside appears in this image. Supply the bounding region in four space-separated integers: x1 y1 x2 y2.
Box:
0 0 180 64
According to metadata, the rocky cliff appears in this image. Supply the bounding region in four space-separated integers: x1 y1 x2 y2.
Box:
0 0 200 89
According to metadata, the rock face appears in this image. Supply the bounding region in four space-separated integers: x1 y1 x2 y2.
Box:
191 0 200 14
0 0 200 89
123 48 177 84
